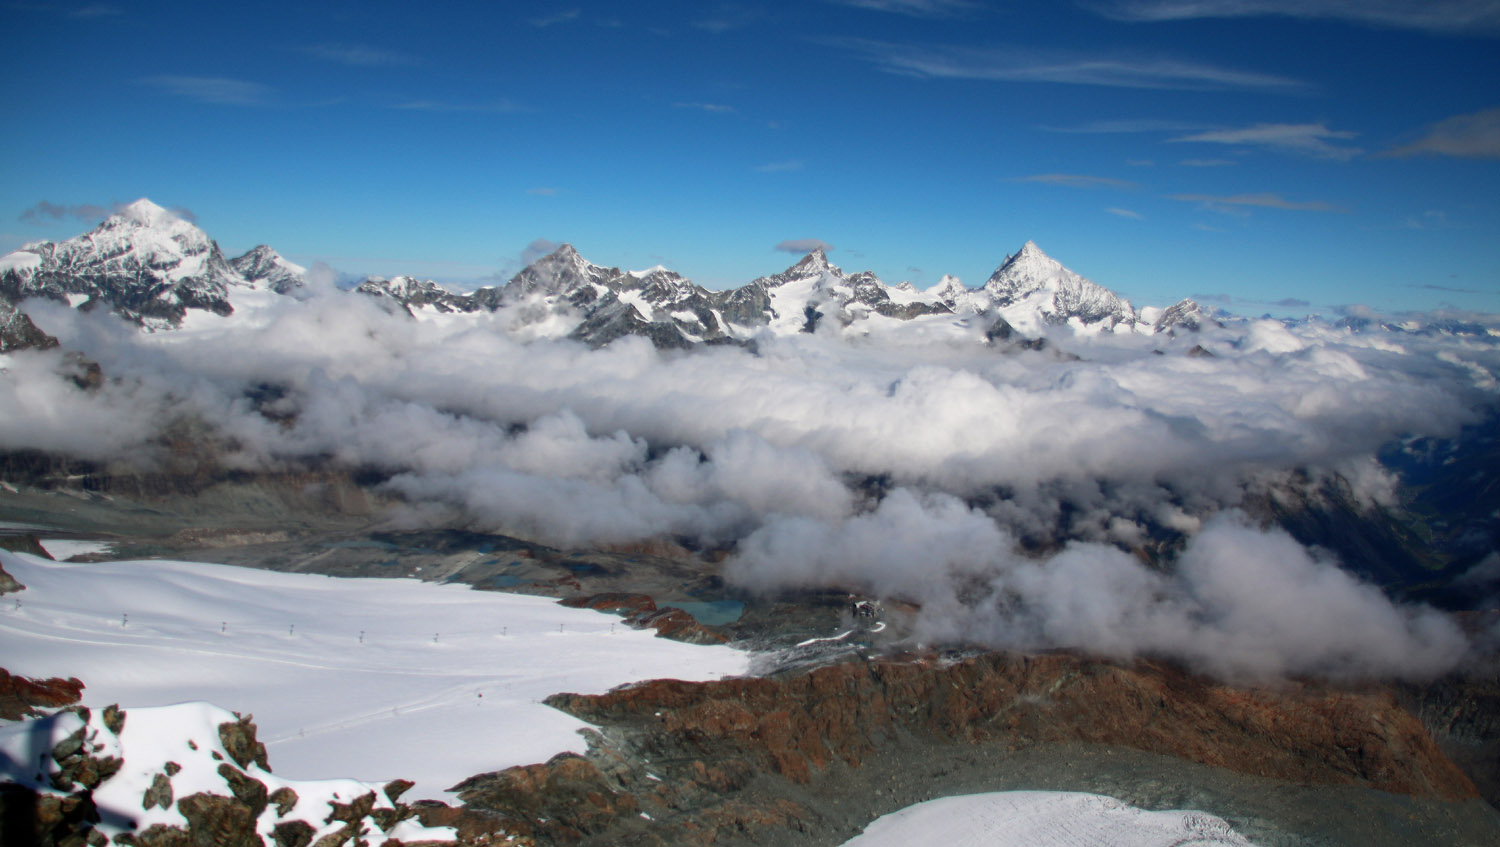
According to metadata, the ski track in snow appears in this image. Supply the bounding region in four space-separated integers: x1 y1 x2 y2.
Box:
0 551 750 800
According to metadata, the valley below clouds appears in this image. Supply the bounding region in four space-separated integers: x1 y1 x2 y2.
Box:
9 282 1498 682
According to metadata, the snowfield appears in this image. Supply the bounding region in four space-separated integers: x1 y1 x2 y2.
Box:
841 791 1255 847
0 701 459 844
0 550 750 800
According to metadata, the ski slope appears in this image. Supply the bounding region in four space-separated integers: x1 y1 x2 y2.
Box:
0 551 749 800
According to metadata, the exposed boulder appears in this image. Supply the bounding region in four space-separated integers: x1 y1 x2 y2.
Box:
0 668 84 720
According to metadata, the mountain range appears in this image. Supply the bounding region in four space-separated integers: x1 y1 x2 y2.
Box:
0 199 1211 348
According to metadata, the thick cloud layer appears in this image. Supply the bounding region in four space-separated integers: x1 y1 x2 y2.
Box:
729 503 1467 679
5 292 1497 678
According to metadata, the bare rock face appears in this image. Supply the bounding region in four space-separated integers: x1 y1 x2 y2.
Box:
217 713 270 772
559 593 658 617
452 652 1477 846
558 593 729 645
0 300 59 352
0 667 84 720
1400 663 1500 808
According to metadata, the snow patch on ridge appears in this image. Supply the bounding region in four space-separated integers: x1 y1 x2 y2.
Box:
842 791 1253 847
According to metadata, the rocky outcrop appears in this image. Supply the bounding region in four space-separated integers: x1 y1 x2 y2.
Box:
0 668 84 721
558 593 729 645
1400 663 1500 808
0 703 445 847
453 652 1476 846
0 537 51 562
0 300 59 353
1154 298 1213 334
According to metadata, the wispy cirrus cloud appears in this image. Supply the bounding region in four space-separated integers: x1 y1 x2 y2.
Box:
756 160 805 173
1385 107 1500 159
1414 282 1490 294
1107 207 1145 219
71 3 120 17
674 101 736 114
1171 192 1345 213
1180 157 1238 166
19 200 196 224
12 3 123 19
529 8 580 27
693 3 761 33
1038 118 1206 134
1095 1 1500 36
1400 210 1451 229
775 238 833 254
526 187 561 196
1171 122 1362 160
393 99 524 113
297 43 417 67
1192 291 1310 308
1014 173 1140 189
140 75 273 105
829 0 982 16
831 39 1307 91
19 201 111 223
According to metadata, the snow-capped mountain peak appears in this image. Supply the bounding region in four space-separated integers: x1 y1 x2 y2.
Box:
784 247 839 281
985 241 1070 299
87 198 211 257
507 243 619 299
115 197 178 228
0 197 244 327
1153 298 1221 334
982 241 1135 332
230 245 306 294
930 274 964 296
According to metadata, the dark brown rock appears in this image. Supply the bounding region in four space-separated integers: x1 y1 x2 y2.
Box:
453 652 1480 845
269 786 299 818
0 783 100 847
454 753 639 843
102 703 126 735
629 607 729 645
0 668 85 720
0 537 51 561
560 593 658 617
176 792 260 847
217 714 270 772
143 772 174 811
271 819 315 847
216 764 268 819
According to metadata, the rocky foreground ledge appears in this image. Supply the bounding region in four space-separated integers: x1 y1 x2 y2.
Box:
449 652 1497 846
0 678 457 847
5 654 1499 847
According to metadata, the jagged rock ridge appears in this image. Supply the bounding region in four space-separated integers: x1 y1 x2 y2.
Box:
1 198 1204 347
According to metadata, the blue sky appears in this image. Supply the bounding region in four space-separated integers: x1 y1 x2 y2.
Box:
2 0 1497 314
